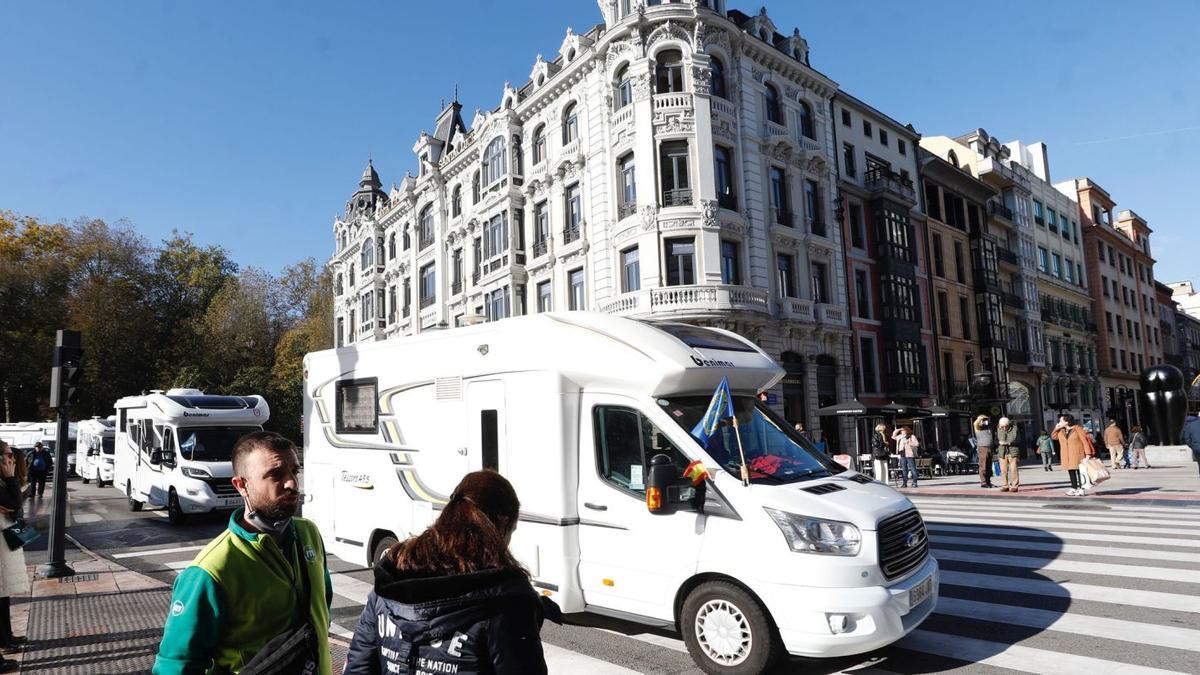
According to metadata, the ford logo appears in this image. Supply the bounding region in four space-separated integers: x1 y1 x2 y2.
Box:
904 532 921 548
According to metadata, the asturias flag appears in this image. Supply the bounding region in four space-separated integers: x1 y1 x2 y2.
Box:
690 376 734 447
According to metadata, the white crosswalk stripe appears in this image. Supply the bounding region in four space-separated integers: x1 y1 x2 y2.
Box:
108 494 1200 674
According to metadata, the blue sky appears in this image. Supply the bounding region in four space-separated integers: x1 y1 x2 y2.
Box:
2 1 1197 284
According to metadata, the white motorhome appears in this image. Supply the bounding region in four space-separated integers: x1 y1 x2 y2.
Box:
303 313 938 673
113 389 269 524
77 416 116 486
0 421 77 473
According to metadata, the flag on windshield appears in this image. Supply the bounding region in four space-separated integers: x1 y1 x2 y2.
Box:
690 376 734 447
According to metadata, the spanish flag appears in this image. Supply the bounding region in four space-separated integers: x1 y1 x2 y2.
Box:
682 460 709 486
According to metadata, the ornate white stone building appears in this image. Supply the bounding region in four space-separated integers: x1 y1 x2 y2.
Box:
328 1 855 450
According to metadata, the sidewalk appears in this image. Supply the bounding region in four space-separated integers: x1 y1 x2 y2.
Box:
13 536 351 674
895 458 1200 505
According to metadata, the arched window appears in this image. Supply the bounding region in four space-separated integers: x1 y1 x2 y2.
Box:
512 134 523 176
472 170 481 203
361 238 373 268
615 65 633 108
562 103 579 144
335 273 343 296
377 237 385 265
947 150 959 167
532 125 546 164
349 263 356 287
402 227 411 250
763 83 782 125
482 137 507 186
388 233 396 260
452 185 462 217
419 205 434 250
655 49 685 93
798 100 815 139
709 56 726 99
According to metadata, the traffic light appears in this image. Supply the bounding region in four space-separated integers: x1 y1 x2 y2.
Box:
49 330 83 409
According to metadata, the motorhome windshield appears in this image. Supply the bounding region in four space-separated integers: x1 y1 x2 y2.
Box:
177 427 251 463
659 396 845 484
101 438 115 455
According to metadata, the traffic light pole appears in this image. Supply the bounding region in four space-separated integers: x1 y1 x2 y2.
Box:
37 407 74 578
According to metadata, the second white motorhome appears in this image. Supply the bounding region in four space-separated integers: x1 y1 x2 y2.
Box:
113 389 269 524
0 421 77 474
303 313 937 674
77 416 116 486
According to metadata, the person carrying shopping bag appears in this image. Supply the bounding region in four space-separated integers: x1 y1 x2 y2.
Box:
996 418 1020 492
870 424 891 484
1052 414 1097 496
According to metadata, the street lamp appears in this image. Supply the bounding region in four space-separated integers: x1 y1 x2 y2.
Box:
965 357 994 399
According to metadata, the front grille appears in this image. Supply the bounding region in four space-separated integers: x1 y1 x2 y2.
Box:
203 477 239 498
802 483 847 495
877 508 928 580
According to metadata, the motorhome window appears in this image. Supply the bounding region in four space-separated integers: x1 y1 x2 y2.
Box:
177 427 248 462
651 323 756 352
101 438 115 454
593 406 690 497
659 396 844 484
336 378 378 434
481 410 499 471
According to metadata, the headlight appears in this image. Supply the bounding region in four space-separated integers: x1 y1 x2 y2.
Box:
764 508 862 556
180 466 211 480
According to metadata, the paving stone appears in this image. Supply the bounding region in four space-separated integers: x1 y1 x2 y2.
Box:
23 587 170 674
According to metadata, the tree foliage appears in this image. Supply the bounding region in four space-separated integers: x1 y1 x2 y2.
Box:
0 211 332 442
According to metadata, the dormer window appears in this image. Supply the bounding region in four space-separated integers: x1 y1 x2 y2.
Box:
482 136 507 186
655 49 685 93
562 103 579 144
615 65 633 108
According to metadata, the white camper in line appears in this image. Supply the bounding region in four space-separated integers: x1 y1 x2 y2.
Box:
0 421 77 474
77 416 116 486
303 313 938 674
113 389 269 524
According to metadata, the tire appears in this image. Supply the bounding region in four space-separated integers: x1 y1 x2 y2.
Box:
371 533 398 568
81 476 90 484
167 489 187 525
681 581 783 675
127 480 143 512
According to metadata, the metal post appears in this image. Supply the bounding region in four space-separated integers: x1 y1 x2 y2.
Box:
37 406 74 578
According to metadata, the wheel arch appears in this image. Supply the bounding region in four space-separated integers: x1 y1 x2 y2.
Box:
672 572 777 633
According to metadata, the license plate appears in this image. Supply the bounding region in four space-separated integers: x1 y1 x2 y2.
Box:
908 575 933 609
219 498 241 508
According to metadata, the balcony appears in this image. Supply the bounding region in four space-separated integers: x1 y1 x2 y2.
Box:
864 167 917 204
815 303 846 325
598 284 770 318
764 120 789 139
887 373 927 397
780 297 815 322
771 208 794 227
1001 291 1025 310
532 238 548 258
618 201 638 220
653 92 693 112
989 201 1015 222
402 306 410 318
799 136 822 154
661 188 693 207
472 269 481 285
718 192 738 211
451 280 462 295
420 295 435 309
563 222 581 244
1008 349 1030 365
711 97 736 119
995 247 1019 267
611 105 635 128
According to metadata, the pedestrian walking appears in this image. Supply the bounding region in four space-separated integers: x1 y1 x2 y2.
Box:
996 417 1020 492
973 415 996 488
1104 419 1127 471
1128 425 1151 469
344 470 549 675
1036 428 1055 471
26 442 51 501
793 421 813 444
153 431 333 675
892 425 920 488
870 423 891 484
0 442 28 672
1182 414 1200 477
1052 414 1097 496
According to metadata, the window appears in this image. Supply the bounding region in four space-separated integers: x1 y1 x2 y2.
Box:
924 181 941 220
843 143 857 178
660 141 691 206
1064 257 1074 283
336 317 344 347
1107 245 1115 264
615 65 633 108
568 268 585 310
805 180 824 235
798 101 815 139
452 248 463 291
349 263 356 287
936 291 950 335
862 119 872 137
564 183 582 239
880 274 917 322
1077 263 1084 287
811 262 829 303
537 281 552 312
485 286 511 321
534 202 549 248
1033 200 1044 225
769 167 789 225
879 128 888 146
335 378 378 434
715 145 735 208
959 296 971 340
388 233 396 260
849 202 865 249
855 270 871 319
1052 253 1062 278
1102 275 1110 297
763 84 782 125
483 212 508 260
619 152 637 210
665 237 696 286
655 49 685 93
1037 247 1048 272
931 233 945 277
419 205 435 250
777 253 796 298
419 263 436 308
1047 208 1058 233
953 241 966 283
335 273 344 296
621 246 640 292
841 108 851 126
898 139 907 156
562 103 579 144
720 240 741 285
361 238 374 269
532 125 546 164
482 136 507 186
709 56 726 98
947 149 959 167
592 405 690 496
859 337 878 393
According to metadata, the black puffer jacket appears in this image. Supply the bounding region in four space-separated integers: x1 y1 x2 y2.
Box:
342 559 547 675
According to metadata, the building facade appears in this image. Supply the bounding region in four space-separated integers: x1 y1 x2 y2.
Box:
834 92 933 409
1170 281 1200 319
328 2 860 450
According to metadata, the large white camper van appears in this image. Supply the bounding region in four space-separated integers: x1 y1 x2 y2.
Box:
0 421 77 473
303 313 938 673
113 389 269 524
77 416 116 486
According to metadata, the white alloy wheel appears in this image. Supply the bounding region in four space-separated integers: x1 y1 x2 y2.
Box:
695 598 753 666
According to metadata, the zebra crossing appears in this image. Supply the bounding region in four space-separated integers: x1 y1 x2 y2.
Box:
102 494 1200 673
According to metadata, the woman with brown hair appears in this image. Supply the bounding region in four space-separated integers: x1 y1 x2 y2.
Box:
0 442 28 670
344 470 547 675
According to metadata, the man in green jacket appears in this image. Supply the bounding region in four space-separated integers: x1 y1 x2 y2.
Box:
153 431 333 675
996 417 1021 492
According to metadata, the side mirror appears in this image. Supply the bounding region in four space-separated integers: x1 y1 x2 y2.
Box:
149 450 163 465
161 451 177 469
646 454 698 515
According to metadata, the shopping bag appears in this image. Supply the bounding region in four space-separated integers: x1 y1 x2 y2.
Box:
1081 457 1110 485
3 519 40 550
992 460 1001 476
